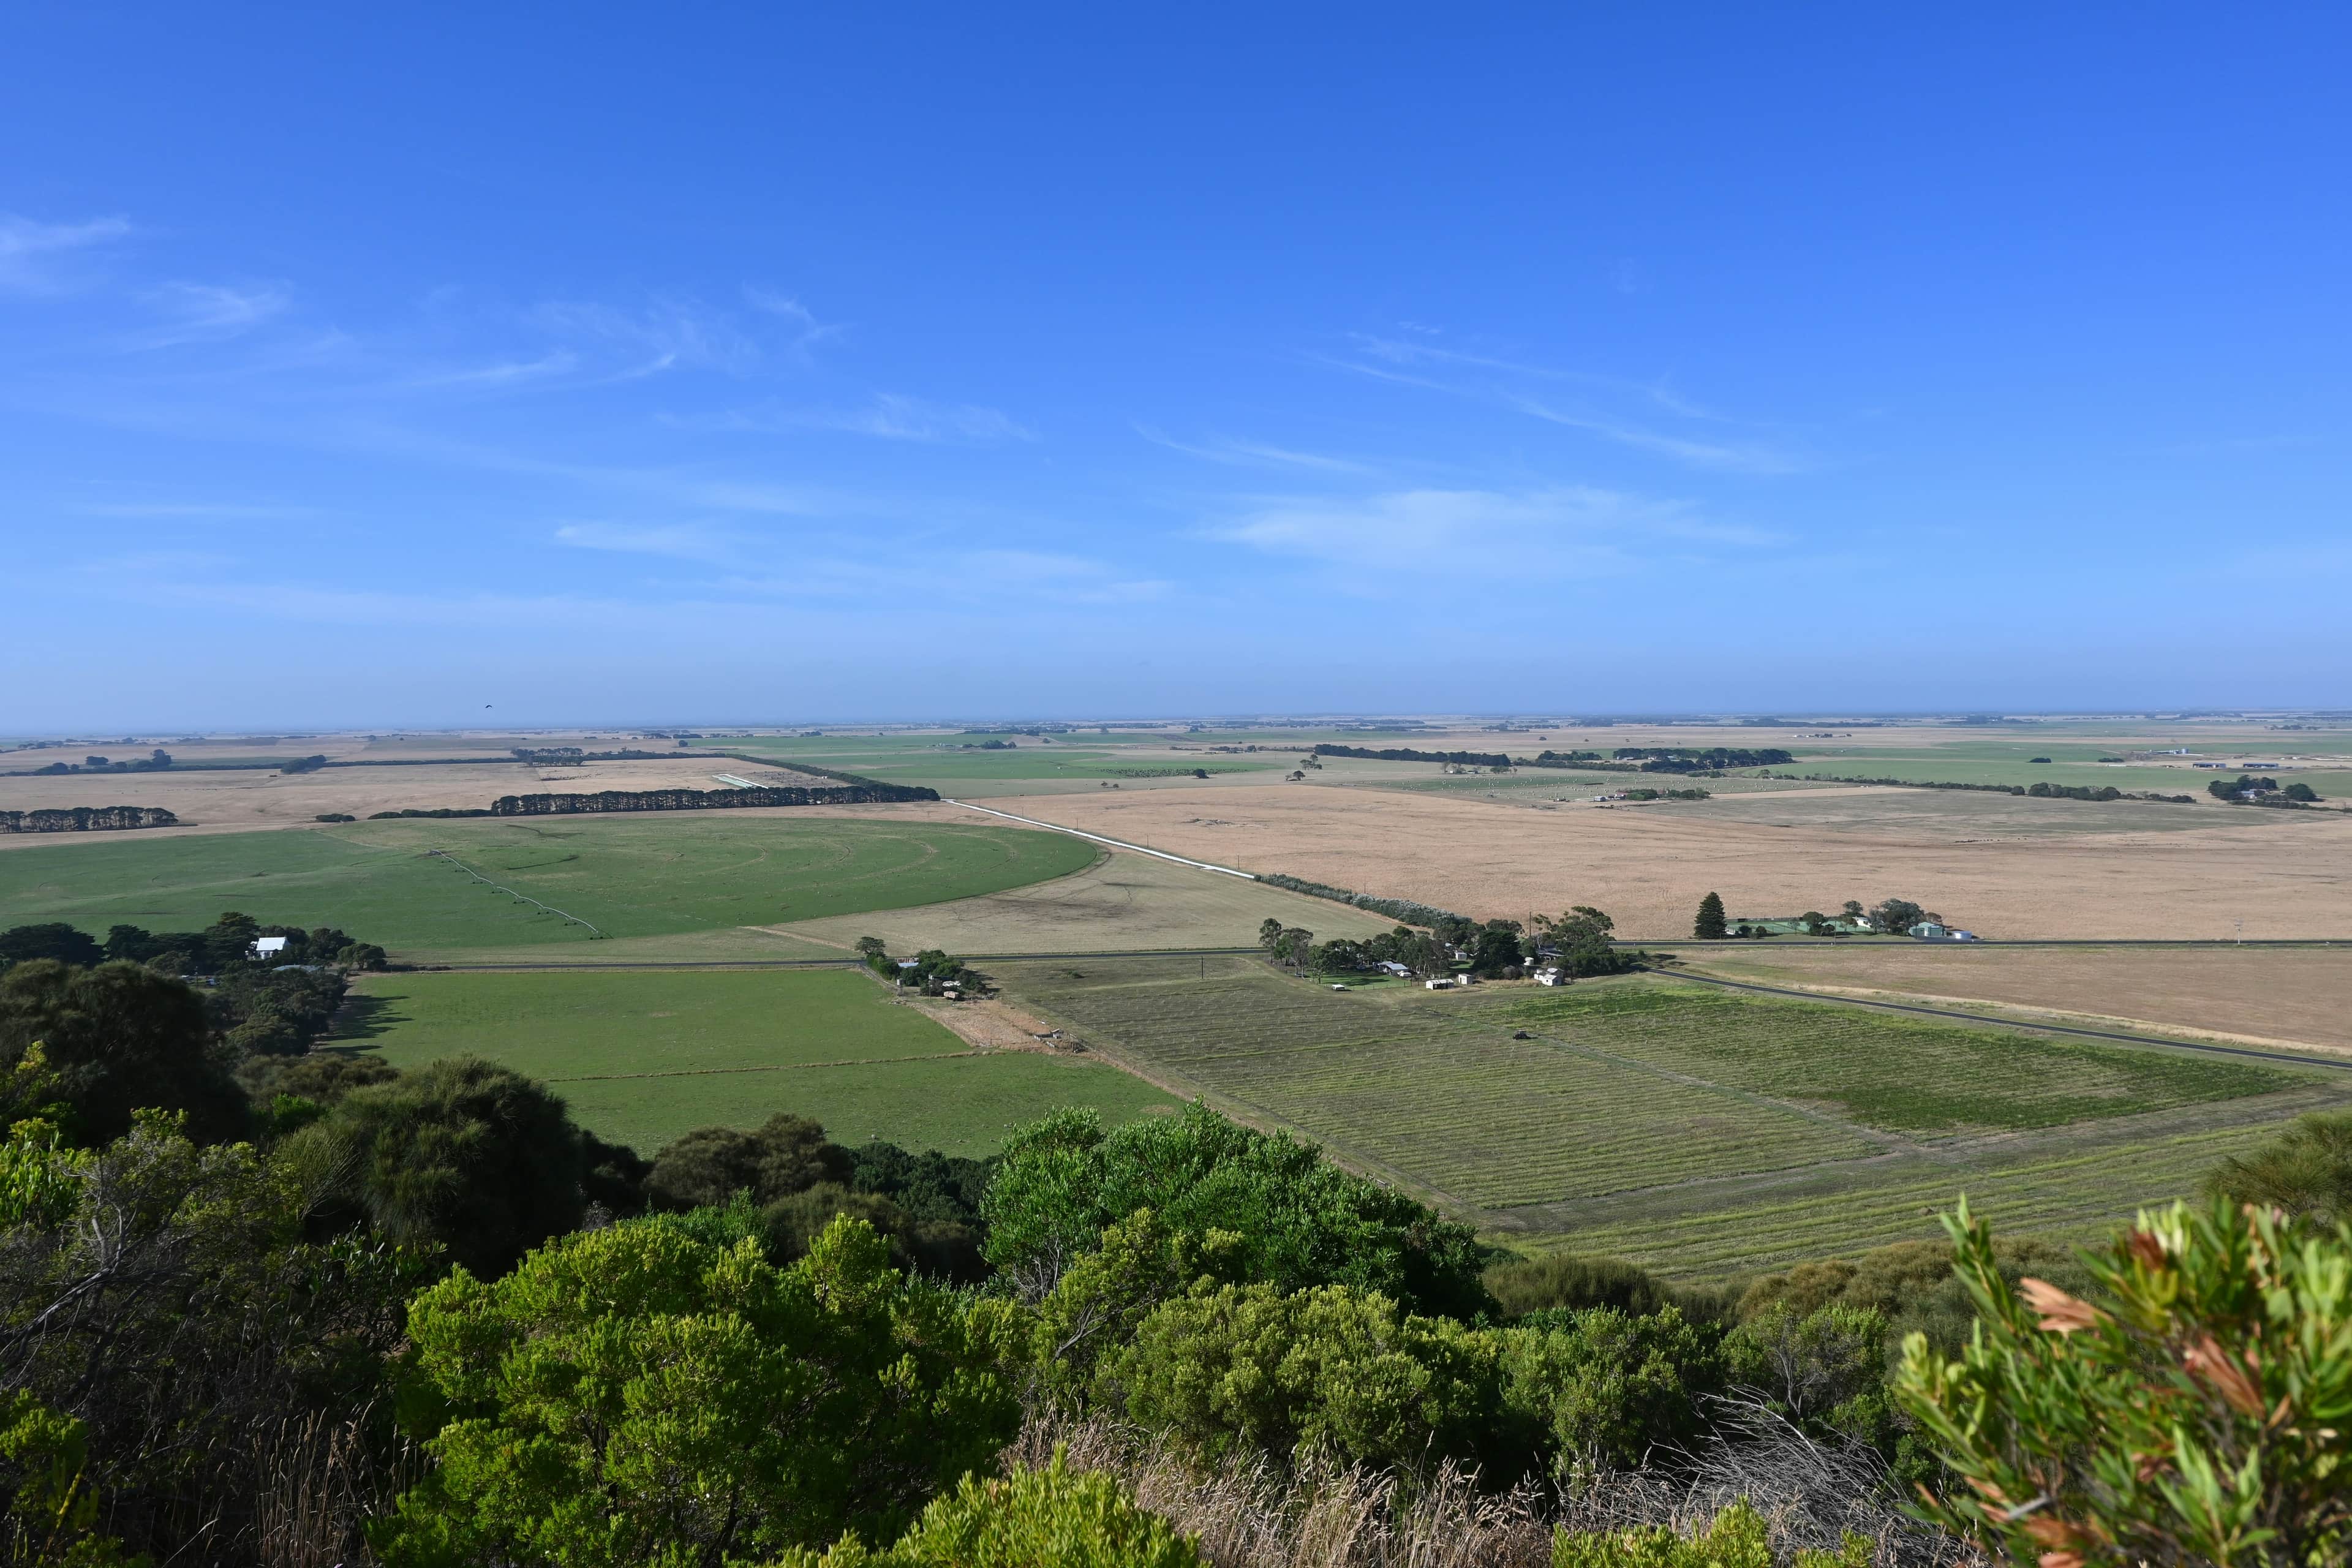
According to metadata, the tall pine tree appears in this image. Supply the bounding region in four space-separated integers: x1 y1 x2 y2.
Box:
1693 891 1728 939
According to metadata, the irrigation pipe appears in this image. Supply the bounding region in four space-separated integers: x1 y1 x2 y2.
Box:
426 848 605 937
943 799 1259 879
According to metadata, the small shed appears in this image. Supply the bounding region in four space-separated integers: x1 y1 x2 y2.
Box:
1908 921 1950 940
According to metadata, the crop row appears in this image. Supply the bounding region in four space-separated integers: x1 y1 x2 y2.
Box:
1500 981 2293 1134
1553 1120 2311 1280
1001 960 1877 1207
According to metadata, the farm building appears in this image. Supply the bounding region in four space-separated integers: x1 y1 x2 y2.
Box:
251 935 288 959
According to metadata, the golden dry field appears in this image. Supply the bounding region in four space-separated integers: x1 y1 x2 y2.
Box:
992 779 2352 940
0 737 846 840
776 843 1396 955
1672 943 2352 1055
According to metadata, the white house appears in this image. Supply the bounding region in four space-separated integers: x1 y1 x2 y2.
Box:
251 936 288 959
1908 921 1950 940
1534 968 1566 986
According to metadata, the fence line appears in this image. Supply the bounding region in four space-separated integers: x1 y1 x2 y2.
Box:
425 848 605 937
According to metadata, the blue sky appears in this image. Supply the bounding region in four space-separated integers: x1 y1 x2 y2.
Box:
4 4 2348 728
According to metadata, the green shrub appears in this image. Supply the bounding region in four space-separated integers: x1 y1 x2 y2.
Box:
1500 1307 1725 1471
1107 1281 1510 1472
1552 1498 1868 1568
0 1390 142 1567
1896 1197 2352 1568
983 1104 1491 1318
774 1453 1204 1566
2203 1109 2352 1228
375 1214 1023 1566
288 1055 588 1277
1487 1253 1678 1319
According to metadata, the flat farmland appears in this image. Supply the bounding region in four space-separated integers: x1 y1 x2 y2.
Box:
989 959 2347 1275
0 813 1099 959
778 845 1396 955
337 968 1179 1156
1496 984 2291 1133
996 782 2352 939
1675 943 2352 1055
0 750 838 831
1540 1107 2346 1280
995 957 1876 1207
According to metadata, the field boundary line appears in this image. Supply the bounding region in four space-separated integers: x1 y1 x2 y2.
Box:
1658 970 2352 1072
424 848 605 936
943 800 1259 878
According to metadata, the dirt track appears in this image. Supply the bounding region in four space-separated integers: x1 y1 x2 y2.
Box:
1000 782 2352 940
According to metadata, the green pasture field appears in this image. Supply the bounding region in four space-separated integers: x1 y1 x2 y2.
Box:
335 968 1180 1156
1498 984 2289 1133
691 735 1280 795
1544 1114 2332 1280
0 814 1099 960
1783 736 2352 799
989 959 2342 1276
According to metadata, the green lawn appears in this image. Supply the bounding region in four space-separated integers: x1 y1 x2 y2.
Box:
0 815 1099 959
336 967 1180 1156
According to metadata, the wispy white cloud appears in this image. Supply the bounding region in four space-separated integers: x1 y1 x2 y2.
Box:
1507 398 1803 475
529 295 766 379
553 521 742 565
1134 425 1373 474
0 214 132 292
1209 484 1777 572
127 281 292 348
1329 333 1807 474
701 393 1035 443
743 287 848 359
401 351 582 390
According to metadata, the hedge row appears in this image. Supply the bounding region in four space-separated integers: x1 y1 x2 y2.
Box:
1256 872 1464 929
488 783 940 816
0 805 179 834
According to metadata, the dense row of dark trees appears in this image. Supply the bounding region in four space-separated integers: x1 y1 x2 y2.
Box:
1266 905 1637 981
1310 743 1512 767
489 782 941 814
0 805 179 833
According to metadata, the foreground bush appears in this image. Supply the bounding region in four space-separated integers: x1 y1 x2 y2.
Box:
375 1213 1023 1566
0 1112 415 1562
775 1453 1205 1567
1109 1281 1507 1472
1896 1197 2352 1568
0 1390 140 1567
1552 1498 1868 1568
983 1104 1491 1317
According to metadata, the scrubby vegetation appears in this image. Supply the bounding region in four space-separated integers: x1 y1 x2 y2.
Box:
1 913 2346 1565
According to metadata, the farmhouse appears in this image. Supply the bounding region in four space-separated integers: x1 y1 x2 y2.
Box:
251 935 288 959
